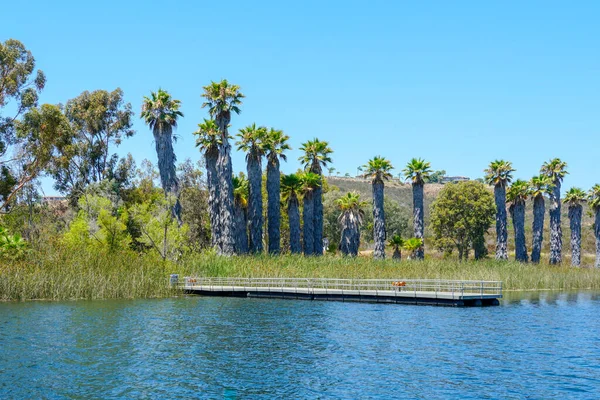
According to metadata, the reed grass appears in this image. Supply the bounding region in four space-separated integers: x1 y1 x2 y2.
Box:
2 245 600 301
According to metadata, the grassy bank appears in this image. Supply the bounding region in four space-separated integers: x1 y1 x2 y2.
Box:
2 245 600 301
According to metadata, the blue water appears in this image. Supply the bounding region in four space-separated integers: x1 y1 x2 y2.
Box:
1 292 600 399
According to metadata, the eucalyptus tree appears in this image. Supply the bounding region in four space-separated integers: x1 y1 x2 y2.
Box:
388 234 404 260
541 158 568 264
588 185 600 268
236 124 267 253
194 119 221 248
140 89 183 223
361 156 394 259
301 172 321 255
507 180 529 262
201 80 244 255
564 188 586 267
299 139 333 255
264 128 291 254
232 174 249 254
484 160 515 260
281 173 303 254
336 192 367 257
528 175 553 263
403 158 431 260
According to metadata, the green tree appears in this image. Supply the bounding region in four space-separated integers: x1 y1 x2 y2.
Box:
529 175 553 263
202 80 244 256
232 173 249 254
361 156 393 259
430 181 495 261
236 123 266 253
564 187 586 267
194 119 221 249
424 170 446 183
299 138 333 255
484 160 514 260
264 128 290 255
403 158 431 259
281 173 303 254
507 180 529 262
140 89 183 223
588 184 600 268
403 237 423 260
178 159 211 252
541 158 568 264
388 234 404 260
336 192 367 257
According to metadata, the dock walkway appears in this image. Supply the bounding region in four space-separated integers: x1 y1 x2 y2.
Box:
177 277 502 307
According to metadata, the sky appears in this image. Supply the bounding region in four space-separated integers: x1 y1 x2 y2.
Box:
3 0 599 195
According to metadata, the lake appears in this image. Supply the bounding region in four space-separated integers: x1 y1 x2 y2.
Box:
1 292 600 399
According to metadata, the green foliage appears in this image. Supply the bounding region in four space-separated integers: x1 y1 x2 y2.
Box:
299 138 333 173
335 192 367 219
236 123 267 156
424 170 446 183
529 175 554 199
232 173 249 208
506 179 529 205
140 89 183 131
484 160 514 187
361 156 394 183
403 237 423 259
589 184 600 211
563 187 586 206
201 80 244 118
0 226 28 260
194 119 221 153
430 181 495 260
264 128 291 162
362 198 410 242
541 158 568 183
403 158 432 185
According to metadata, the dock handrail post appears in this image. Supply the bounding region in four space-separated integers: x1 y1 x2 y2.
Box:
480 281 484 298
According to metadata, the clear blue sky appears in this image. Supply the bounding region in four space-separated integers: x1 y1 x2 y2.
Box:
3 0 599 195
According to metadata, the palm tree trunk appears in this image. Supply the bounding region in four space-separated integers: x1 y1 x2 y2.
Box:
234 203 248 254
595 209 600 268
549 181 562 264
247 154 263 253
303 192 314 255
412 182 425 259
267 156 281 254
392 247 401 260
494 184 508 260
339 212 359 257
288 194 301 254
313 185 323 256
372 180 386 259
531 196 545 264
216 115 235 256
511 203 528 262
153 125 181 224
205 151 220 250
568 204 582 267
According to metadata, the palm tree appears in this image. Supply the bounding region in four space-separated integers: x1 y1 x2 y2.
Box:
403 238 424 260
361 156 394 259
264 128 291 254
281 173 303 254
299 139 333 255
588 184 600 268
232 174 249 254
301 172 321 255
194 119 221 249
564 187 586 267
140 89 184 223
236 124 266 253
403 158 431 260
541 158 568 264
201 80 245 255
484 160 515 260
507 180 529 262
388 234 404 260
528 175 554 263
336 192 367 257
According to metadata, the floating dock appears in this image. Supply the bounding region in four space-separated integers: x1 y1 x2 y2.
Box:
176 277 502 307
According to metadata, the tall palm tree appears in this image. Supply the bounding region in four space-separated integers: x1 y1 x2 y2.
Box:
264 128 291 254
236 123 266 253
588 184 600 268
201 80 244 255
301 172 321 255
403 158 431 260
361 156 394 259
140 89 184 223
194 119 221 249
281 173 303 254
564 187 586 267
507 180 529 262
541 158 568 264
299 139 333 256
336 192 367 257
388 234 404 260
484 160 515 260
232 174 249 254
528 175 553 264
